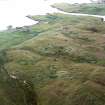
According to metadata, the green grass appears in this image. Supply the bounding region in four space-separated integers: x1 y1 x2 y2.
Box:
1 12 105 105
52 3 105 15
0 30 34 50
0 66 37 105
0 22 55 51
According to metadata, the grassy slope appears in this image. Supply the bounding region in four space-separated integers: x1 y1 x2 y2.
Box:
0 66 37 105
1 13 105 105
52 3 105 15
0 23 51 51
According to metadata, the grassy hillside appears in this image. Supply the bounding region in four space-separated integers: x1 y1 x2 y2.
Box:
0 24 49 51
52 3 105 15
1 12 105 105
0 51 37 105
0 66 37 105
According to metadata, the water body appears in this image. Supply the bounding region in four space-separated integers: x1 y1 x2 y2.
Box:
0 0 104 31
55 9 105 21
